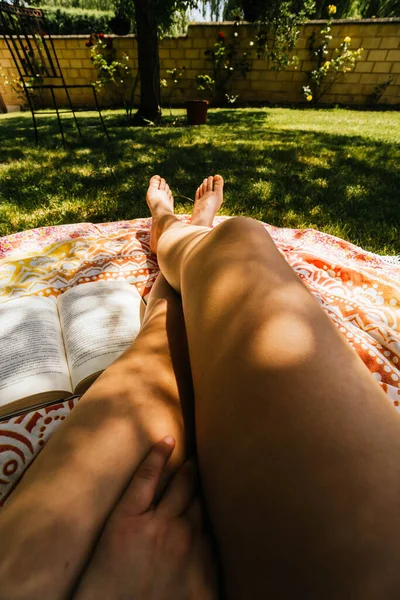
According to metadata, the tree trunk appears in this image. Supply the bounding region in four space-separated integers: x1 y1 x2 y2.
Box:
0 90 7 114
133 0 161 124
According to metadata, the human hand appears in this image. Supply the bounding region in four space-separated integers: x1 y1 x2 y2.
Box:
73 436 218 600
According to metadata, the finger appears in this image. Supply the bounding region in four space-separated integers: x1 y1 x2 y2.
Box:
116 436 175 517
156 459 197 518
207 175 214 191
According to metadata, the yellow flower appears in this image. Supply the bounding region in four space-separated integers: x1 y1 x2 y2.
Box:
328 4 337 14
344 36 351 43
323 61 331 69
306 94 313 101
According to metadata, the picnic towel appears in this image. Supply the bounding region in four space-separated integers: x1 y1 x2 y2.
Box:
0 216 399 505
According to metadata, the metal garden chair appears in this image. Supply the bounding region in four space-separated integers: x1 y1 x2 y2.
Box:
0 1 109 146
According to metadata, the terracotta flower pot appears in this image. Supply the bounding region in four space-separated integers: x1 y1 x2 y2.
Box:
186 100 209 125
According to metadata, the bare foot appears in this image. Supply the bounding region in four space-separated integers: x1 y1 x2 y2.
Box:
146 175 174 254
191 175 224 227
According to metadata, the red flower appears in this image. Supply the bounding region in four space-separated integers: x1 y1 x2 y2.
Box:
218 31 225 39
98 33 105 38
85 41 92 47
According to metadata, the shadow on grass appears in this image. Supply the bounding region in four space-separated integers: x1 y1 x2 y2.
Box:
206 108 270 127
0 110 399 254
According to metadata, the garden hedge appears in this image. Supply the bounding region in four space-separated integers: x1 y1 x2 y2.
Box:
0 7 113 35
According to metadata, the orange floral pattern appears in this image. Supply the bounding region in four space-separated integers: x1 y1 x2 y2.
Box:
0 217 399 505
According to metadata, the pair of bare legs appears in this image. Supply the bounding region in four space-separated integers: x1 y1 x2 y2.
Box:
1 174 400 599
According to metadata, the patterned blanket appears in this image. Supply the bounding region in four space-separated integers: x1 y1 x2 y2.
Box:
0 217 399 505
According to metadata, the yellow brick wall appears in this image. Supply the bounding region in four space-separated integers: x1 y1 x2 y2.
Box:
1 19 399 110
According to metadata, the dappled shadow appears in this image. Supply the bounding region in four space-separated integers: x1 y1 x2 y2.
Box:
0 109 399 254
206 108 269 127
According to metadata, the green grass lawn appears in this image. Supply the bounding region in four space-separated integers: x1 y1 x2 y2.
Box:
0 107 399 255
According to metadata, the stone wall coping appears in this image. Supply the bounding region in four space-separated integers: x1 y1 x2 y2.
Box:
190 18 400 25
1 17 400 40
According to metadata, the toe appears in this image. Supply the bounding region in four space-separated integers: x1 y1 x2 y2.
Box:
195 187 200 201
202 178 208 195
214 174 224 192
160 178 166 190
207 176 213 192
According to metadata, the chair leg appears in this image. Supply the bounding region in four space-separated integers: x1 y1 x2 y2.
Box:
50 87 66 149
25 88 38 145
92 86 110 140
64 86 82 137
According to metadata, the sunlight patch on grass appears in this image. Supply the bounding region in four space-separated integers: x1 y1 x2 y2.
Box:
309 205 322 217
69 165 96 177
299 155 331 169
75 148 93 157
252 180 273 203
315 178 328 188
267 108 400 144
345 184 369 200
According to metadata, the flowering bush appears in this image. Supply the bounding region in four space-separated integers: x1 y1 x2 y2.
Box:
302 5 363 103
87 33 138 119
196 73 215 100
164 66 186 113
200 22 252 105
86 32 112 49
255 0 315 71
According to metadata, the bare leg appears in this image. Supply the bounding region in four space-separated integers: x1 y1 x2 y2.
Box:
148 175 400 599
0 272 193 600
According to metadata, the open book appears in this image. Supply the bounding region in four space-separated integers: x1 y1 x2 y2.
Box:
0 281 143 418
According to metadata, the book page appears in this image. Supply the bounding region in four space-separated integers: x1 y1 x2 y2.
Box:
58 281 142 392
0 296 72 409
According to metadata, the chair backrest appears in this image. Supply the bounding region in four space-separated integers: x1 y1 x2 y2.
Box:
0 2 62 82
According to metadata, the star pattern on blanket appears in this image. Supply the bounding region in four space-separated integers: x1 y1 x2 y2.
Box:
0 217 399 505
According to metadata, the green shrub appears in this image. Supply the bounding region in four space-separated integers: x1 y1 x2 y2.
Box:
41 6 113 35
36 0 114 9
